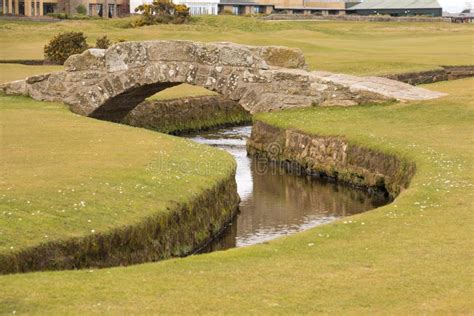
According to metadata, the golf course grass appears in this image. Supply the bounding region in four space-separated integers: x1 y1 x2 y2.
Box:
0 94 238 271
0 16 473 313
0 16 473 75
0 64 63 83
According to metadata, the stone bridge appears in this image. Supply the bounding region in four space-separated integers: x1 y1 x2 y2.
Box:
0 40 445 121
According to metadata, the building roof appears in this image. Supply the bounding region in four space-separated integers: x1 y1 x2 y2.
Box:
350 0 441 10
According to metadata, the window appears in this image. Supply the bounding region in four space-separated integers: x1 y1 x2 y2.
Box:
108 4 115 18
44 3 56 14
89 4 103 17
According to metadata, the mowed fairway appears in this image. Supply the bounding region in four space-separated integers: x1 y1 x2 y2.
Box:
0 16 473 75
0 16 473 314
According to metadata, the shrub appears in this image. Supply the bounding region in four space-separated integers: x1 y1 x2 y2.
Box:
173 4 190 24
76 4 87 15
95 35 112 49
47 12 68 19
44 32 89 64
132 0 190 27
69 14 95 20
220 9 233 15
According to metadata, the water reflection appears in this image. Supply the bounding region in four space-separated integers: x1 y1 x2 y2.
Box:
187 125 387 251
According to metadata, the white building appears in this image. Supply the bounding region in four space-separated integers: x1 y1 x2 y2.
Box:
130 0 218 15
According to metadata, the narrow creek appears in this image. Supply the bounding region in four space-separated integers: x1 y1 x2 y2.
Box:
186 125 389 252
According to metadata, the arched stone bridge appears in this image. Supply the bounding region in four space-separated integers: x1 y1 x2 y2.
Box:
0 40 445 121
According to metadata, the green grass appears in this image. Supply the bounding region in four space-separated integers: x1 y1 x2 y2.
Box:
0 17 473 313
0 16 473 75
0 63 63 83
0 77 473 315
0 95 235 254
146 83 216 101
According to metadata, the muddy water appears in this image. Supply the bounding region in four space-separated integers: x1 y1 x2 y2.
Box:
187 125 388 251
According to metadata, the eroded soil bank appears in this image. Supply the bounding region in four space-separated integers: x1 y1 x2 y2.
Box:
0 176 239 274
247 120 416 200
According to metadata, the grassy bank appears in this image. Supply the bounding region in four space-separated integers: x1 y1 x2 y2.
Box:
0 94 237 272
1 16 473 75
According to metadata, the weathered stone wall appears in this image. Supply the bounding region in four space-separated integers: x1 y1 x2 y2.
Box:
384 66 474 86
121 95 251 134
0 40 445 121
0 172 239 274
247 121 416 199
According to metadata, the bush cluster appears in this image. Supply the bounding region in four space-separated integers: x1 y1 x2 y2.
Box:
132 0 190 27
44 33 116 64
46 12 99 20
44 32 89 64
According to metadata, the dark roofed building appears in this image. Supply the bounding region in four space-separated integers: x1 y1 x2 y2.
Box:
348 0 442 17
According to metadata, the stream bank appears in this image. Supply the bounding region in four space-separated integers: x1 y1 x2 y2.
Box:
0 171 239 274
247 120 416 200
186 125 388 251
121 95 251 135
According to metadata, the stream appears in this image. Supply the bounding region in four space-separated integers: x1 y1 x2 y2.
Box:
187 125 388 252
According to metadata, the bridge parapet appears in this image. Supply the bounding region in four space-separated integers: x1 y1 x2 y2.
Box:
64 41 307 74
